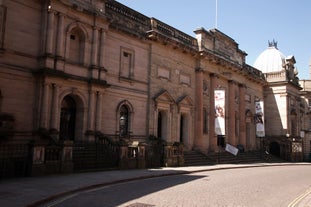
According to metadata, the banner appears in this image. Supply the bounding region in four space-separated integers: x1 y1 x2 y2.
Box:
255 101 265 137
215 90 225 135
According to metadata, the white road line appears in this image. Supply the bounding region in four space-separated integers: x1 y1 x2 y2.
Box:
288 187 311 207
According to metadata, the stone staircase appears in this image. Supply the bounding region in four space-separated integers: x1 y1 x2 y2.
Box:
207 151 264 164
183 151 214 166
184 150 285 166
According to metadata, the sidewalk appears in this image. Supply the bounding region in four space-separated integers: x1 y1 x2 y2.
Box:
0 162 309 207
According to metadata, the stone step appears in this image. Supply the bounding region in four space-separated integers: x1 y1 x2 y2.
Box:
184 150 286 166
184 151 214 166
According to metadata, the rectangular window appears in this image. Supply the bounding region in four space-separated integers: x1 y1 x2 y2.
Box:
180 73 191 86
157 67 170 80
120 48 134 79
245 94 251 102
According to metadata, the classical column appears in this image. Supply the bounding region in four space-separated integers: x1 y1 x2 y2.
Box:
228 80 236 146
50 84 59 131
195 68 204 149
56 13 64 58
98 29 107 81
95 91 102 132
167 105 173 142
46 10 55 55
99 29 106 69
40 83 50 129
239 84 246 147
91 27 99 67
87 90 95 131
209 73 217 151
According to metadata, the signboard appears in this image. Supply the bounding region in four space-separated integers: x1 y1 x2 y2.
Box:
255 101 265 137
225 143 238 156
215 90 225 135
292 142 302 152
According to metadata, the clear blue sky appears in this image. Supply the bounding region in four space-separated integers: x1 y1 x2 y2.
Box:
116 0 311 80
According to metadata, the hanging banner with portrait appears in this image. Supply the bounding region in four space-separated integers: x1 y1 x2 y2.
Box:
215 89 225 135
255 100 265 137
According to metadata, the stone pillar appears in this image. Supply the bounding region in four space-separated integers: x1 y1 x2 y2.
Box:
228 80 236 146
239 84 246 147
60 140 73 173
95 91 102 132
195 68 204 150
209 73 217 151
167 106 173 142
30 144 46 176
50 84 59 132
40 83 50 129
87 90 95 131
91 27 99 67
99 29 107 81
99 29 106 68
119 145 129 169
56 13 64 58
46 11 55 55
137 144 146 169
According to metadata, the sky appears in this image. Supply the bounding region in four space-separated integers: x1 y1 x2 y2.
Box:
116 0 311 80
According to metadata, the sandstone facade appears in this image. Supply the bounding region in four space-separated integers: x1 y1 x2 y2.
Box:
0 0 308 163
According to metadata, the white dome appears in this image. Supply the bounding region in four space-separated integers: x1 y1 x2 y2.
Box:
254 44 285 73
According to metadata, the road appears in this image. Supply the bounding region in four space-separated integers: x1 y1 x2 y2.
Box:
45 165 311 207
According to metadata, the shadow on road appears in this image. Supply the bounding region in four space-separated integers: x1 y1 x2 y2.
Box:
47 173 207 207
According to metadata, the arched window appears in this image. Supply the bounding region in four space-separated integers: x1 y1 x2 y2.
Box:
60 96 76 140
68 27 85 64
119 105 129 137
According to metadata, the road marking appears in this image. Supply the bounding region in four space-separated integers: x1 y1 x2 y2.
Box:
288 187 311 207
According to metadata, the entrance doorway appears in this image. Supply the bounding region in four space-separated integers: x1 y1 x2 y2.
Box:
269 142 280 157
157 111 168 140
60 96 76 140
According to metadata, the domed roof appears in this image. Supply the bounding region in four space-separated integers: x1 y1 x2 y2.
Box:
254 41 285 73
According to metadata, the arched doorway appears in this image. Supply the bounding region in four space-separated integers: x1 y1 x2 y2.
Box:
60 96 76 140
269 142 280 157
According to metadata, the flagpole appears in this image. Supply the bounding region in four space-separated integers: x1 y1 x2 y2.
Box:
215 0 218 29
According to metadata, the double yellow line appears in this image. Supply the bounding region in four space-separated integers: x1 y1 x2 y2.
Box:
288 187 311 207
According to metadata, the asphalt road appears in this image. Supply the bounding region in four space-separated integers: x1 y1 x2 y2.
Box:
45 165 311 207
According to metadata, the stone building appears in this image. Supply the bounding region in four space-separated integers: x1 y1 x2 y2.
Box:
299 68 311 161
0 0 308 176
254 41 304 161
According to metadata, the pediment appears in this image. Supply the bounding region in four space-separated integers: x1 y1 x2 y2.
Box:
177 95 193 107
154 90 175 104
